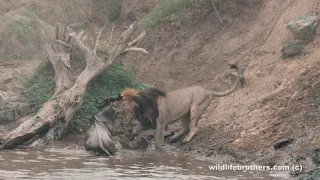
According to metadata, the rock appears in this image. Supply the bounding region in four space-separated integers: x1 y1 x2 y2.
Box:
274 137 294 150
287 14 317 42
0 91 21 102
230 71 246 88
290 169 304 177
312 148 320 165
164 131 175 139
146 134 155 140
206 151 214 157
0 91 29 125
281 40 304 59
297 167 320 180
119 136 148 150
229 63 246 88
0 72 13 86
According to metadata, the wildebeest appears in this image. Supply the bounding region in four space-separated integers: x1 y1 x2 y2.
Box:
84 95 148 156
84 104 119 156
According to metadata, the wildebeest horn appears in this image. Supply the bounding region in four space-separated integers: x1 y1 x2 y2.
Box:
95 94 123 109
116 93 122 100
95 99 105 104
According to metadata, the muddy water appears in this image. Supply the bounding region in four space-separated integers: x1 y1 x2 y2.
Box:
0 140 290 180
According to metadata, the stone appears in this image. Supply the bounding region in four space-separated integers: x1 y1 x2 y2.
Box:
119 136 148 150
0 91 29 125
297 167 320 180
312 148 320 165
0 72 13 85
274 137 294 150
281 40 304 59
287 14 318 42
229 63 246 88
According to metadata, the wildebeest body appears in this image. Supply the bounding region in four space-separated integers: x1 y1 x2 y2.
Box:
84 105 118 156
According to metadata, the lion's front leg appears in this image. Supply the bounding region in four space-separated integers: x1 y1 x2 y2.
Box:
128 124 146 140
155 119 166 149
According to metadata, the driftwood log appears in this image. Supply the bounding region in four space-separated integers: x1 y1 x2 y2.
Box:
0 21 148 150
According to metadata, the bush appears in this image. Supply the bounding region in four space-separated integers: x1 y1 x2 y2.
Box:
70 64 149 132
107 0 123 22
92 0 122 23
4 10 41 46
23 61 55 113
2 9 43 59
23 61 148 133
144 0 211 28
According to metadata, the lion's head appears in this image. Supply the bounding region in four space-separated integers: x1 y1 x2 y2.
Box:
111 88 139 115
111 88 166 129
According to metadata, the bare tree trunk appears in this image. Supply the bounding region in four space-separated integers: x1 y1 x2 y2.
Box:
0 22 148 150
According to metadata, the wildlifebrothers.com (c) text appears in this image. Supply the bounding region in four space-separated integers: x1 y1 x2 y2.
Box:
208 164 302 172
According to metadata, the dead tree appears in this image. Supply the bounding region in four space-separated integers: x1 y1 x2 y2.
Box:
0 21 148 150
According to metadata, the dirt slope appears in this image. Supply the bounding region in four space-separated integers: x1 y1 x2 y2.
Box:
119 0 320 172
0 0 94 92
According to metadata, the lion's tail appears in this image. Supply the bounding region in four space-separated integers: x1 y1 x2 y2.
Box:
210 64 241 97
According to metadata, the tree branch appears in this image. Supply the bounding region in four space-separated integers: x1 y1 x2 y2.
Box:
108 26 115 43
117 21 137 44
56 39 72 48
93 21 108 54
44 45 72 94
0 21 149 150
70 32 97 63
128 30 146 46
123 47 148 54
211 0 223 25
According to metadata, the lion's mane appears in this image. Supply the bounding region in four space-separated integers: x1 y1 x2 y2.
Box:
123 88 166 129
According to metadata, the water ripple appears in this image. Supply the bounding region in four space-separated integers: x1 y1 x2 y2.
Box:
0 147 288 180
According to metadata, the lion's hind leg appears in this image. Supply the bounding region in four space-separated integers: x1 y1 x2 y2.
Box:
182 99 211 144
167 114 190 143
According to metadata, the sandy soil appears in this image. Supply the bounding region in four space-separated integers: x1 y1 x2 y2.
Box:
118 0 320 174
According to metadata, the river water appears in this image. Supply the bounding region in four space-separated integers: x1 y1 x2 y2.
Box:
0 138 291 180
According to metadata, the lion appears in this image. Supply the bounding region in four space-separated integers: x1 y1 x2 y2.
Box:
111 64 242 149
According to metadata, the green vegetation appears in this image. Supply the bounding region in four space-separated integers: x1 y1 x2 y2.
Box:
78 21 90 31
2 9 42 59
144 0 211 28
23 61 148 133
4 10 41 45
23 62 55 113
70 64 149 132
107 0 122 22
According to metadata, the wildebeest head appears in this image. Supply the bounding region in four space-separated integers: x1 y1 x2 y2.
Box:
95 94 122 109
89 104 120 134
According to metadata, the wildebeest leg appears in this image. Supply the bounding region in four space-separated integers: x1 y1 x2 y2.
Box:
155 118 166 149
167 115 190 143
182 99 211 144
94 124 112 156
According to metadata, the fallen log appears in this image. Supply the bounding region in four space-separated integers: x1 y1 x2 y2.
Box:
0 21 148 150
